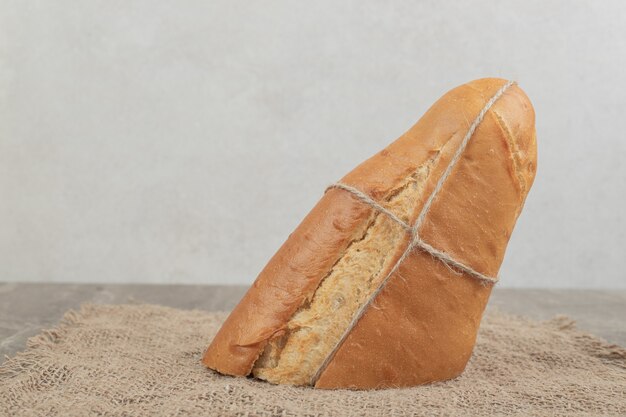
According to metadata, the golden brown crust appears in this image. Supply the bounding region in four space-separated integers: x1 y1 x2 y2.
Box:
315 79 536 389
201 190 374 376
202 78 537 389
251 165 436 385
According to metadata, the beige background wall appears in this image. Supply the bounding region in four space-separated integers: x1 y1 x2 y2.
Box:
1 1 625 287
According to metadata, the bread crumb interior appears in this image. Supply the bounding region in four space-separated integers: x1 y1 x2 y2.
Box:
252 162 434 386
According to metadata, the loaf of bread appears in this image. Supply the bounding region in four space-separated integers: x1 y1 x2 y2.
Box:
202 78 537 389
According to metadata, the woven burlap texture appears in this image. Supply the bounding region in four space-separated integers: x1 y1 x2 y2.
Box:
1 304 625 417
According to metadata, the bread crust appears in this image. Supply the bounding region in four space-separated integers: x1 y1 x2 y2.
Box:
202 78 537 389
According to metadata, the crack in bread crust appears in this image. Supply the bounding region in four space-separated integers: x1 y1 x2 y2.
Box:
251 160 437 386
491 109 527 197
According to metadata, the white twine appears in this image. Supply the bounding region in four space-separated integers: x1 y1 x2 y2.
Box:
311 80 514 385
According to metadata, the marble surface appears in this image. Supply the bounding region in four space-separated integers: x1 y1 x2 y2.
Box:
3 2 626 289
1 283 625 363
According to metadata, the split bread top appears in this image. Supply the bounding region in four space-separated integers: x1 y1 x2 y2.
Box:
202 78 537 389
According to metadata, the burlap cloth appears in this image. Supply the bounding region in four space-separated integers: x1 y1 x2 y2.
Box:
1 304 625 416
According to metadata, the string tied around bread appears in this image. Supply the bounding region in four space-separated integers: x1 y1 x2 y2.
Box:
324 182 498 284
314 80 514 385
